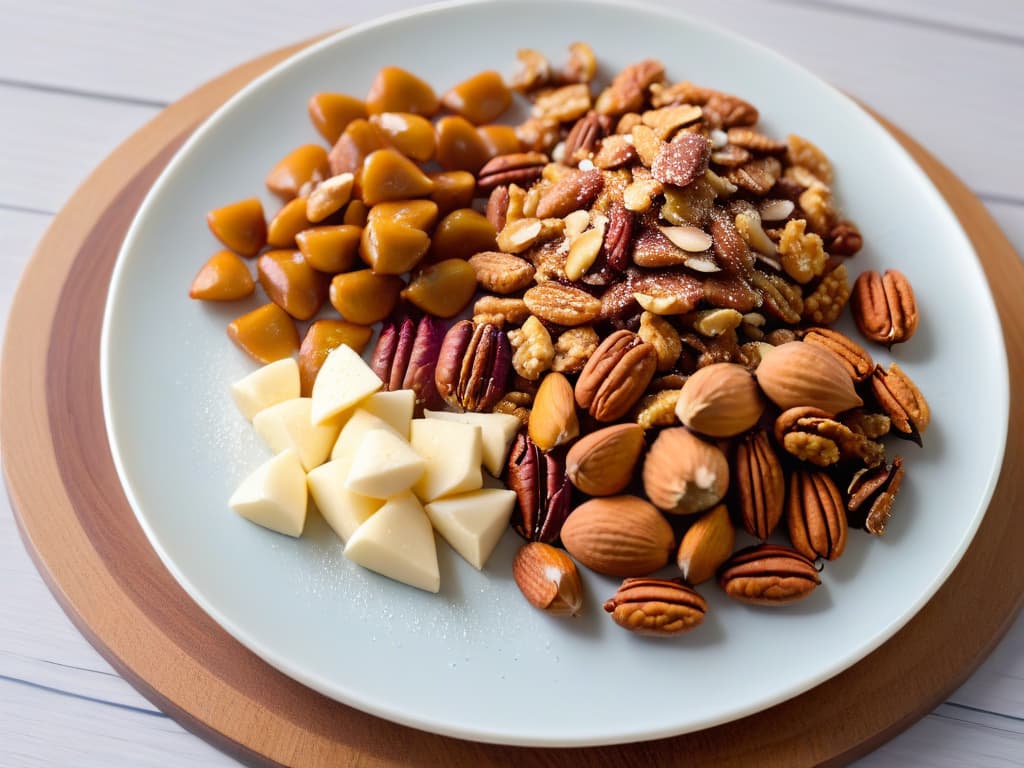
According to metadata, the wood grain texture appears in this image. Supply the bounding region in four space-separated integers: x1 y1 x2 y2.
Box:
2 42 1022 768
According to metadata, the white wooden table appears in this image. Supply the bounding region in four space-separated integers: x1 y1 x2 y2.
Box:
1 1 1021 764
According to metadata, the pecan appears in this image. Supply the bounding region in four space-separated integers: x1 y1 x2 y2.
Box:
575 330 657 421
641 104 703 139
638 311 682 371
435 320 512 412
552 326 599 374
709 209 755 277
801 327 873 383
850 269 919 346
787 470 847 561
733 430 785 540
467 251 535 294
681 328 745 369
726 156 782 196
535 169 604 218
774 406 885 468
472 295 529 327
726 127 787 154
847 456 905 535
603 577 707 635
594 59 665 117
508 316 554 381
631 269 706 315
370 313 446 412
523 282 602 326
563 111 604 162
801 262 850 325
592 134 638 169
485 185 510 231
602 200 633 272
752 270 803 324
777 218 826 284
718 543 821 605
870 363 930 443
633 389 681 429
507 432 572 543
648 79 708 108
702 272 761 313
786 134 833 185
710 144 752 168
476 152 548 192
533 83 591 122
651 133 711 188
703 91 759 128
826 219 863 256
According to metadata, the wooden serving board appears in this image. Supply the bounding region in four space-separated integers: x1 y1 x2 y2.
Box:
3 40 1022 768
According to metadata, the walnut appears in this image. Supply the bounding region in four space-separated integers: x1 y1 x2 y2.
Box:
638 311 682 371
681 328 744 368
843 409 892 440
552 326 599 374
778 218 826 284
493 392 533 426
782 431 840 466
802 263 851 325
516 117 561 153
533 84 592 122
798 183 836 235
633 389 681 429
786 134 833 185
473 296 530 327
508 316 555 380
783 164 825 190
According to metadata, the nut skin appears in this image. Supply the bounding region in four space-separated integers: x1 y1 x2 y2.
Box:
565 423 645 496
755 341 863 415
718 543 821 605
733 430 785 540
574 330 657 421
847 456 905 535
870 363 930 444
435 320 512 413
513 542 583 617
787 470 847 561
506 432 572 544
675 362 765 438
676 504 735 586
603 577 707 635
850 269 919 346
370 313 446 412
643 427 729 516
561 495 675 577
528 372 580 452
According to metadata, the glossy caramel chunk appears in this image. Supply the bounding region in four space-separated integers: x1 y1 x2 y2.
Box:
359 148 434 206
366 199 439 232
267 197 313 248
428 171 476 216
359 219 430 275
329 269 404 325
227 303 299 363
298 319 374 395
189 250 255 301
257 249 329 320
295 225 362 273
342 199 369 227
429 208 496 261
441 71 512 125
435 116 491 173
369 112 436 162
478 124 521 159
265 144 329 200
366 66 439 116
402 259 477 318
328 118 386 177
308 92 367 144
207 198 266 257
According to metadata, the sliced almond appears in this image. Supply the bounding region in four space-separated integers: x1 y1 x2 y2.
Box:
659 225 713 253
634 292 690 315
565 225 606 280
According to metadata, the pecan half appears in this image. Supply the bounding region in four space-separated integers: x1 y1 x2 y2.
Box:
726 156 782 196
506 432 572 543
485 185 510 231
563 111 604 162
847 456 905 535
476 152 548 192
702 272 761 313
870 363 930 444
575 329 657 421
718 543 821 605
850 269 919 346
752 270 803 324
774 406 885 468
827 219 863 256
787 470 847 561
468 251 535 294
726 127 787 154
435 320 512 412
709 209 755 277
523 282 602 326
602 200 634 272
370 313 446 412
801 326 873 383
733 430 785 540
535 168 604 218
703 91 758 128
472 295 529 327
603 577 708 635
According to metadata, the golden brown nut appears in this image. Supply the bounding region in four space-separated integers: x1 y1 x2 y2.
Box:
256 250 329 321
189 250 254 301
308 92 368 144
366 199 439 233
328 269 404 325
359 148 435 206
441 70 513 125
206 198 266 257
435 115 492 173
428 171 477 216
295 225 362 274
369 111 437 162
365 66 439 116
429 208 497 261
359 218 430 275
266 197 313 248
477 124 521 158
227 303 299 363
328 118 387 176
265 144 329 201
402 259 477 318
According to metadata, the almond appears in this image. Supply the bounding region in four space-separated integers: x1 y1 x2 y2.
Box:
755 341 863 415
675 362 765 438
528 372 579 452
642 427 729 515
676 503 735 585
566 423 645 496
512 542 583 616
561 495 674 577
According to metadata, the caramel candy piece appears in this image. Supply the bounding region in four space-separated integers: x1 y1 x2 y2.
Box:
227 303 299 363
295 225 362 274
360 218 430 275
435 115 491 173
257 250 329 321
329 269 404 325
428 171 476 216
298 319 374 396
266 197 313 248
477 124 521 159
189 250 254 301
207 198 266 257
359 148 435 206
265 144 329 200
402 260 477 318
328 118 386 176
308 92 367 144
369 112 436 162
366 199 439 232
429 208 496 261
441 71 512 125
342 199 369 227
366 66 439 116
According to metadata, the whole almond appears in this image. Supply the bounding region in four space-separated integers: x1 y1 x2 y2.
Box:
675 362 765 438
561 495 675 577
676 503 735 585
566 423 645 496
755 341 863 415
643 427 729 516
513 542 583 616
528 372 579 452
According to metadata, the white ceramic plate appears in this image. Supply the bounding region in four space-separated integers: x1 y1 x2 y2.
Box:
100 0 1008 747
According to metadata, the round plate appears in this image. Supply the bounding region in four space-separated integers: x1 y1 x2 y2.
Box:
99 0 1008 747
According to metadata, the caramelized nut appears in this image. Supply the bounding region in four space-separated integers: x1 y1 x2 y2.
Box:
308 92 368 144
360 218 430 275
306 173 354 223
365 65 439 116
295 225 362 274
428 170 477 216
369 111 437 162
329 269 403 325
266 197 313 248
359 148 435 206
207 198 266 257
328 118 387 176
477 124 521 158
429 208 497 261
256 250 329 321
366 199 439 232
402 259 477 318
265 144 329 200
227 303 299 363
442 70 513 125
189 250 254 301
435 115 492 173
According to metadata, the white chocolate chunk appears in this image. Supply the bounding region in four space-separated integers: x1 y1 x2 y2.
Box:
345 428 426 498
253 397 341 472
423 410 520 476
409 419 483 502
310 344 382 426
307 457 382 542
425 489 516 569
231 358 300 420
330 408 402 463
229 448 307 537
361 389 415 439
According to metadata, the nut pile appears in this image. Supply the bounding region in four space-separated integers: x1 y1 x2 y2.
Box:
191 44 929 638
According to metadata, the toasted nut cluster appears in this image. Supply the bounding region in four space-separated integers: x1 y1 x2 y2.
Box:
196 46 932 639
